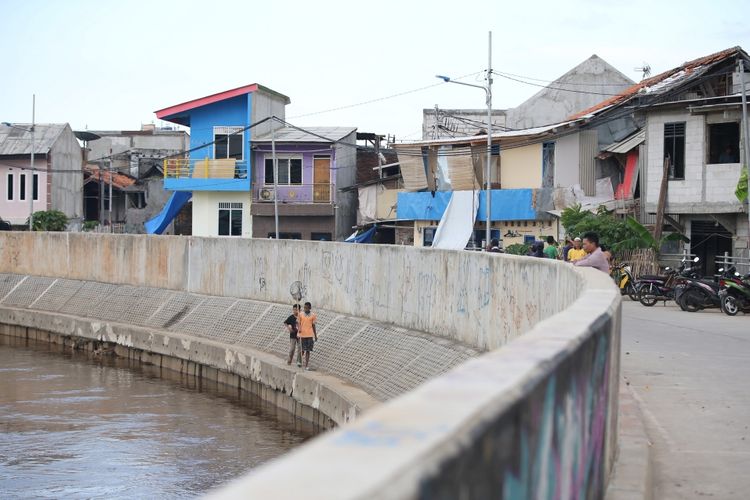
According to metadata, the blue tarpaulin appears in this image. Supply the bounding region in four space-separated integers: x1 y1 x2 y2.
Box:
344 226 376 243
145 191 192 235
397 189 536 221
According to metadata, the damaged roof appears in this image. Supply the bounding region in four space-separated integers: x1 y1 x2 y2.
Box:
570 46 748 120
84 164 136 190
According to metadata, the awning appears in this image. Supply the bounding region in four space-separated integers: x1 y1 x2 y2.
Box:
601 130 645 156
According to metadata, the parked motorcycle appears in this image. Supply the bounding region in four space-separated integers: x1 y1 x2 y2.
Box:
612 263 639 301
676 266 732 312
638 257 700 307
719 267 750 316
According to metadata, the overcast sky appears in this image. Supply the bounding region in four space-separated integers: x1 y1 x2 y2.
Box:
1 0 748 140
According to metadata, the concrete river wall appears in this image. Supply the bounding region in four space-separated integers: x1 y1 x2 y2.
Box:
0 233 621 499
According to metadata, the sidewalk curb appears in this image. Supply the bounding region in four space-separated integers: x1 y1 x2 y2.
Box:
605 377 653 500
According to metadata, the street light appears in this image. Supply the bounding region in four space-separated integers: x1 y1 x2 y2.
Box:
2 95 35 231
435 32 494 250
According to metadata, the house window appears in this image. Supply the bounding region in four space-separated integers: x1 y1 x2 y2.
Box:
218 202 242 236
268 232 302 240
264 157 303 185
708 122 740 164
32 174 38 201
664 122 686 179
7 173 13 201
311 232 332 241
214 127 243 160
542 142 555 188
19 174 26 201
423 227 437 247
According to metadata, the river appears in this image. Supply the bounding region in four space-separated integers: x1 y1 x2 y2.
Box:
0 336 319 499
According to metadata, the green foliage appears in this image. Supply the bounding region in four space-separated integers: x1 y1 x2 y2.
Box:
505 243 531 255
82 220 100 232
28 210 68 232
617 216 689 251
559 205 632 251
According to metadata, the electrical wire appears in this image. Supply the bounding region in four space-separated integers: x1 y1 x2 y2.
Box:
287 70 485 119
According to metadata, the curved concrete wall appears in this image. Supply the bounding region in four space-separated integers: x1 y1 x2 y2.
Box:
0 233 620 499
0 233 582 351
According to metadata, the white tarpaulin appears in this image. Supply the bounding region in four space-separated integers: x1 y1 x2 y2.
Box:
357 184 383 224
431 190 479 250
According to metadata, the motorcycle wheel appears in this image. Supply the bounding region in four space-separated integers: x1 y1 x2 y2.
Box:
627 282 640 302
722 295 740 316
676 290 690 311
681 289 704 312
639 283 658 307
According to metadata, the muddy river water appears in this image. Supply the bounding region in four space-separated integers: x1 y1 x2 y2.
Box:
0 336 319 499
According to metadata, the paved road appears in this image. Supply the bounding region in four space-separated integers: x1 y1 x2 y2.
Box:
621 300 750 499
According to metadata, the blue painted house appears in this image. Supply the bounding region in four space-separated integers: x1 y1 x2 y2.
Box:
153 84 290 237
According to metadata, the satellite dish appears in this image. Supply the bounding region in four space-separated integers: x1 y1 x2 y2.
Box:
290 281 306 302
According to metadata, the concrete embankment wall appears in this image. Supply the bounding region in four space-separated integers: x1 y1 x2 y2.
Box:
0 232 582 351
0 233 620 499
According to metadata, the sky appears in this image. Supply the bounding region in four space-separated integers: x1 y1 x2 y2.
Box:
1 0 748 141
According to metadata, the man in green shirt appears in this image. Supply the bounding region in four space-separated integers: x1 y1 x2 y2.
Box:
544 236 559 259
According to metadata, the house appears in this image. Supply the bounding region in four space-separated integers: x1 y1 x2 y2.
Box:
573 46 750 274
84 126 190 233
152 83 358 240
250 126 357 241
422 55 634 139
154 83 290 237
0 123 83 227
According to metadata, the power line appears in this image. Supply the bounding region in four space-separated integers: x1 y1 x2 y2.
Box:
287 70 485 119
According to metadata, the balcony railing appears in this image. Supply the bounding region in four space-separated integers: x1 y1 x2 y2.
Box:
164 158 248 179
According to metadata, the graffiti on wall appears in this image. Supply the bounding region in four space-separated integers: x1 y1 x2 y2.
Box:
502 330 612 499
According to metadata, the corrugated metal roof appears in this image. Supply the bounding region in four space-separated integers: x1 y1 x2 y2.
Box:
603 130 645 154
0 123 67 156
253 126 356 143
570 46 746 120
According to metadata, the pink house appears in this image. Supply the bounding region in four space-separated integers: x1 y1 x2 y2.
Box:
0 123 83 226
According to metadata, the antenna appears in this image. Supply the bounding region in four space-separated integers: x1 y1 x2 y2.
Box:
634 63 651 81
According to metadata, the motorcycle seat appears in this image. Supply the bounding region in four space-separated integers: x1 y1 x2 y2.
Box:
639 275 665 281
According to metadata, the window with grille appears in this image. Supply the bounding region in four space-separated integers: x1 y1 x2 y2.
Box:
218 202 242 236
214 127 243 160
664 122 686 180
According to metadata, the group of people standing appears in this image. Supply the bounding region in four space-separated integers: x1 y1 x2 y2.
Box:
541 232 611 273
283 302 318 370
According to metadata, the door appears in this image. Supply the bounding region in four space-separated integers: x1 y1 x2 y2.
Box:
313 156 331 203
690 220 732 276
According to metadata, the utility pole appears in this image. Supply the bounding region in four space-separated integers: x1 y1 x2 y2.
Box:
28 94 35 231
272 119 279 240
485 31 493 250
739 59 750 252
433 104 439 139
108 157 113 229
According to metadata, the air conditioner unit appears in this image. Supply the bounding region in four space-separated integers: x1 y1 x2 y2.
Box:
259 188 275 201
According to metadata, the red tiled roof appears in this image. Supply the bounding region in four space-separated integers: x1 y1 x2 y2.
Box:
84 165 136 190
569 46 743 120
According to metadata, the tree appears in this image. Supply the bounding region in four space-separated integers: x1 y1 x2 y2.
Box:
617 216 689 252
28 210 68 231
559 204 632 251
